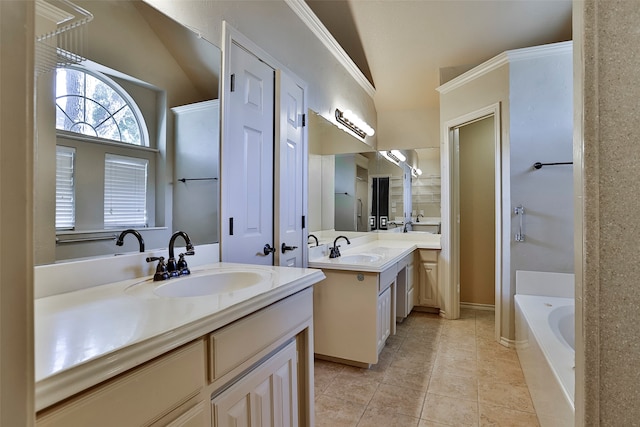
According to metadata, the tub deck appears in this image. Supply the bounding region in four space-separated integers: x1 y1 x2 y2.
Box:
515 294 575 427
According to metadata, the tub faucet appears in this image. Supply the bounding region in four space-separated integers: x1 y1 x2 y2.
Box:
308 234 319 247
167 231 195 277
329 235 350 258
115 229 145 252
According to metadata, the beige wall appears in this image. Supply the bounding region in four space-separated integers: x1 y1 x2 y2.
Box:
578 0 640 424
459 117 495 306
377 107 440 150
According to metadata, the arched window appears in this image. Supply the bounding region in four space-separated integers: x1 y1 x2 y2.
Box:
55 66 148 146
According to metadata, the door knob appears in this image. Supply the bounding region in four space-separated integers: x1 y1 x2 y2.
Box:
263 244 276 256
281 243 298 254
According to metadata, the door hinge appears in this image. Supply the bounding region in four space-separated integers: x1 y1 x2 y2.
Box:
302 113 306 127
230 74 235 92
302 215 306 229
229 217 234 235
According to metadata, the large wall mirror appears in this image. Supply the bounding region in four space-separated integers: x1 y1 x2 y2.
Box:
308 111 442 243
34 0 221 264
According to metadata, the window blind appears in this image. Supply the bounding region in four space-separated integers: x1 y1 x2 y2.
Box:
104 154 148 227
56 146 75 229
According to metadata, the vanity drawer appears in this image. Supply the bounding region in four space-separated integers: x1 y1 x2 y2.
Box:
397 253 413 270
379 265 397 294
37 340 205 427
418 249 439 263
208 288 312 383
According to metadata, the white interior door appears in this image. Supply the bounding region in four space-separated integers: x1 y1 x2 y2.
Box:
275 71 305 267
222 41 275 265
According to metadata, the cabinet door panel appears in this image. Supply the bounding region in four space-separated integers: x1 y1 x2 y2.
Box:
418 261 438 307
408 287 415 313
166 402 208 427
377 287 391 353
251 378 272 427
212 340 298 427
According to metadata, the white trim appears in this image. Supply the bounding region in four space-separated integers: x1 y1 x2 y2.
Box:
437 53 509 95
460 302 495 312
499 337 517 348
171 99 219 115
284 0 376 98
437 41 573 95
506 40 573 63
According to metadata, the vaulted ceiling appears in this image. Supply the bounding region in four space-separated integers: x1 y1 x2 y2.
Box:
306 0 572 113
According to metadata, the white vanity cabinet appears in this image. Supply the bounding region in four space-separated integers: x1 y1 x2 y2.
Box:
314 267 396 367
415 249 440 308
36 340 207 427
395 253 415 321
36 288 315 427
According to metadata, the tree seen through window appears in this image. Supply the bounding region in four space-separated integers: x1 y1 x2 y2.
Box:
55 67 145 145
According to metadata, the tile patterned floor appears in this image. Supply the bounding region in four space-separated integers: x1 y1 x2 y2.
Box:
314 309 539 427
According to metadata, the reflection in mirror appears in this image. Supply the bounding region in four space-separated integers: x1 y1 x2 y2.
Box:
307 111 442 241
307 111 374 240
408 148 441 233
34 0 221 264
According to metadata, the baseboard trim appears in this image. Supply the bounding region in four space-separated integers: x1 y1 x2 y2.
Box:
460 302 495 311
499 337 517 348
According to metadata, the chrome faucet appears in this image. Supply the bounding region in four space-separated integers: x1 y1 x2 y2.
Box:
167 231 195 277
308 234 319 247
329 235 350 258
116 229 145 252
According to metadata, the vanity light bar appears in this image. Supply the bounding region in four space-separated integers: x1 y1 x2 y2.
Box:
379 150 401 166
390 149 406 162
335 108 375 139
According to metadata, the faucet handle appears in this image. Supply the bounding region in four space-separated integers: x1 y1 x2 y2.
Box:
146 256 169 281
177 252 193 275
329 245 341 258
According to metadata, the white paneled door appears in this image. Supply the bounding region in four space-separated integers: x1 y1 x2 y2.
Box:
276 71 305 268
223 41 275 265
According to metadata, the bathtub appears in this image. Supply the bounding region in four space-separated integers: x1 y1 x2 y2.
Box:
515 271 575 427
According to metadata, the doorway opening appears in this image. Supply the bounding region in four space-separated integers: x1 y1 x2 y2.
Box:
457 117 496 310
441 103 504 342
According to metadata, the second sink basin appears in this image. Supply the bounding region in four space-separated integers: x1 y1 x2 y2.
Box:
339 254 382 264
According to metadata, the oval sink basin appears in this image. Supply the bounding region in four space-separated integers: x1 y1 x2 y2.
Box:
152 271 269 298
339 254 382 263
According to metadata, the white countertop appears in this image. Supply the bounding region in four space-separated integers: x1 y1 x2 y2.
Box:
35 262 325 411
308 236 440 273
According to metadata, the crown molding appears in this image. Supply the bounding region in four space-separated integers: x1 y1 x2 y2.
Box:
284 0 376 98
437 40 573 95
